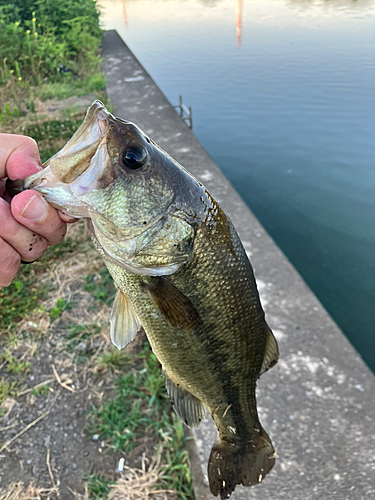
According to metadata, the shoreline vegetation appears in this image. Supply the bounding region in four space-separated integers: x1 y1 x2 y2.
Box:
0 1 195 498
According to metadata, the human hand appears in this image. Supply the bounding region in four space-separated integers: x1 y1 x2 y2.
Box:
0 133 76 288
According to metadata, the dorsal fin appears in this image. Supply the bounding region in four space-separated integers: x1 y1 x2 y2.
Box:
260 325 279 375
141 277 201 331
110 289 141 350
164 373 205 428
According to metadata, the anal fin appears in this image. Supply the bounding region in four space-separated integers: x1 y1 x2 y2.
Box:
110 289 141 350
260 324 279 375
165 373 205 428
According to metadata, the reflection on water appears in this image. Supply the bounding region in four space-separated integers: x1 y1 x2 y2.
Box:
235 0 242 47
287 0 375 10
99 0 375 370
121 0 127 28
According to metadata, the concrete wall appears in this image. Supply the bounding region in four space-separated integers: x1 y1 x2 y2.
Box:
101 30 375 500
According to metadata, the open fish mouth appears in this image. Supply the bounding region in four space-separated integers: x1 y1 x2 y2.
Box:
7 101 113 217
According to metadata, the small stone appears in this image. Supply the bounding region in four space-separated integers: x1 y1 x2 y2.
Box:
116 458 125 473
77 342 86 352
72 463 77 470
92 434 99 441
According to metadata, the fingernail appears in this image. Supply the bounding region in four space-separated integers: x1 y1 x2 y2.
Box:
21 194 48 221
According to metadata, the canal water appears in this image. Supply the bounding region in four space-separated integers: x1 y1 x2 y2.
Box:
99 0 375 371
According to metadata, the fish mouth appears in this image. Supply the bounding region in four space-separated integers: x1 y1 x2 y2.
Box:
6 100 113 215
8 100 110 190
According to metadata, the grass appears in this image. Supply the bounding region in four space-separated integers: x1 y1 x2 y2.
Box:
85 268 116 307
0 378 19 405
0 267 49 331
158 421 194 500
49 298 73 321
0 351 30 375
63 323 103 364
96 349 129 374
33 73 106 102
31 384 51 397
86 474 114 500
0 235 81 335
66 323 102 346
89 342 195 500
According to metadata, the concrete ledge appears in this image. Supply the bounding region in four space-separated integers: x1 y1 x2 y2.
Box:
101 30 375 499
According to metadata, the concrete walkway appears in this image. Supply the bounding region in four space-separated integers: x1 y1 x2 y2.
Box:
101 30 375 500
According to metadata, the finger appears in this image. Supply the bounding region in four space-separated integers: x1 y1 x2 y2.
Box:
11 191 67 247
0 237 21 288
0 198 48 262
58 210 79 224
0 133 41 180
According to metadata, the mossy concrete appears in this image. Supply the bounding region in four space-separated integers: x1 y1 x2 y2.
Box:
101 30 375 499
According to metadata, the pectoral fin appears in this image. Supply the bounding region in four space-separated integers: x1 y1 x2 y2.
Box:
141 277 201 331
110 289 141 350
165 373 205 428
260 324 279 375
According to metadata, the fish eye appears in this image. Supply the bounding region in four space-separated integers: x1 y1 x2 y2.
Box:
121 146 147 170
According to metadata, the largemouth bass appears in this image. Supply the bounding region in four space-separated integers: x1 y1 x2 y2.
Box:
8 101 279 498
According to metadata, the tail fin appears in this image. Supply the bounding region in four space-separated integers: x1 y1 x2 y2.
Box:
208 427 275 499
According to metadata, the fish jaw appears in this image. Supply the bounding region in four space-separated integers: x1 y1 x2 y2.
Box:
7 100 113 218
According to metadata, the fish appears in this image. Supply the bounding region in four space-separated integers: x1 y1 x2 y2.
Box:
8 100 279 498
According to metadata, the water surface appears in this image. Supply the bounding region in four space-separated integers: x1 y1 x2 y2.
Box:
99 0 375 370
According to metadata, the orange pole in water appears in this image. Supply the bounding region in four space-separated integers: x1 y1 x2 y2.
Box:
235 0 243 48
122 0 128 28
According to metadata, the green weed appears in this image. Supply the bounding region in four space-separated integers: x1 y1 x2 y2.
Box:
66 323 101 343
29 96 35 113
32 384 51 397
0 378 19 404
0 235 81 334
49 298 72 321
38 234 83 264
85 267 116 306
22 118 83 143
88 343 195 499
21 118 88 163
64 323 102 360
0 266 48 330
32 73 106 102
0 1 102 87
0 351 30 375
61 106 78 118
86 473 114 500
158 420 194 500
96 348 128 374
89 345 167 450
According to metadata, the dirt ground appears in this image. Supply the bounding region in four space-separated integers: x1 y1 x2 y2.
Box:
0 222 114 497
0 221 182 500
